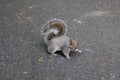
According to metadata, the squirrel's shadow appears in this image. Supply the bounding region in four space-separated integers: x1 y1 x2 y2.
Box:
55 50 82 59
55 51 66 58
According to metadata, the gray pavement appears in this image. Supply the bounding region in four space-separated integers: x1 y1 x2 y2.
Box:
0 0 120 80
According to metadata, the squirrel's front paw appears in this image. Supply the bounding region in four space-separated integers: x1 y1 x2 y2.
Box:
75 49 82 53
66 55 71 59
51 53 57 56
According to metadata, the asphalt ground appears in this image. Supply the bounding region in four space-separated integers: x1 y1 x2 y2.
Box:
0 0 120 80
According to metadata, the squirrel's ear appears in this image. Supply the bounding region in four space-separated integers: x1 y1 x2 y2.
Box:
70 39 73 45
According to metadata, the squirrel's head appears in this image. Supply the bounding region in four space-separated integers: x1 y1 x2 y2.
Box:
70 39 78 50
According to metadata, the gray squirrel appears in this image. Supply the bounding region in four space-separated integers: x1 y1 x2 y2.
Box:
41 18 82 59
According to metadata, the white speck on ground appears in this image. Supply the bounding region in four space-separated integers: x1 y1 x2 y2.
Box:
101 76 105 80
84 10 110 17
62 8 65 12
73 66 76 68
28 5 37 9
110 73 116 79
23 72 28 74
73 19 82 24
29 6 33 9
84 48 93 53
51 67 55 70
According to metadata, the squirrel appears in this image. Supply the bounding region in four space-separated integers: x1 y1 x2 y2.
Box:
41 18 82 59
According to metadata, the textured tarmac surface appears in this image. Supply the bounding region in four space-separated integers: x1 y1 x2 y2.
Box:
0 0 120 80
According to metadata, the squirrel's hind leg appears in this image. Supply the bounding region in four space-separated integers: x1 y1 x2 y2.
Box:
62 48 71 59
47 47 58 56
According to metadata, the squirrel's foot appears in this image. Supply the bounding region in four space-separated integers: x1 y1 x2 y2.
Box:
51 53 57 56
66 56 71 59
75 49 82 53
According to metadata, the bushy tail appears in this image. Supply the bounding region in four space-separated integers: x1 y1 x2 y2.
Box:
41 18 68 42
